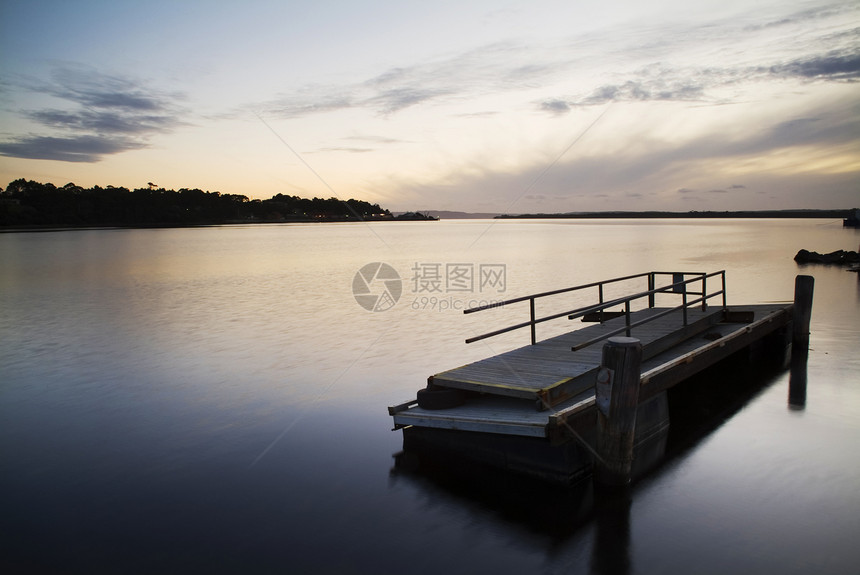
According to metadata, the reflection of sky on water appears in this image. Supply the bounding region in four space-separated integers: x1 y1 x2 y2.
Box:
1 219 858 573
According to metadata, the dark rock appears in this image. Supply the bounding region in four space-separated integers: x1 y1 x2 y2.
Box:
794 249 860 265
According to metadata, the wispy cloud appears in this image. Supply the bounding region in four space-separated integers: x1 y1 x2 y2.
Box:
565 48 860 108
540 99 571 115
389 87 858 212
745 3 856 31
570 78 706 106
772 51 860 80
342 134 407 145
254 3 859 123
27 108 177 134
0 65 186 162
314 146 373 154
364 86 450 114
41 66 170 111
259 40 553 119
0 135 146 163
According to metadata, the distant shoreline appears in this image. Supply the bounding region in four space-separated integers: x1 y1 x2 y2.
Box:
495 209 855 219
3 208 856 233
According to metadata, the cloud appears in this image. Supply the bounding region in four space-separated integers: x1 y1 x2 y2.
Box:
746 3 856 32
27 108 178 134
257 3 859 124
314 146 373 154
35 65 184 114
262 49 473 118
540 99 571 115
572 79 705 105
742 112 860 155
772 51 860 80
259 1 858 212
309 134 411 154
364 86 450 114
453 111 499 119
266 90 354 117
567 49 859 107
0 135 146 162
342 135 407 145
260 40 541 119
392 87 859 212
0 65 186 162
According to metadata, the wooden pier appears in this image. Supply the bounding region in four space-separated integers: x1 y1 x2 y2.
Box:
389 271 807 485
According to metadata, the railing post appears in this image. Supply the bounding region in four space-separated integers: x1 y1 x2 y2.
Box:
647 273 655 308
701 273 707 311
530 297 536 345
721 271 727 308
624 301 631 337
682 291 688 325
598 284 605 323
594 337 642 487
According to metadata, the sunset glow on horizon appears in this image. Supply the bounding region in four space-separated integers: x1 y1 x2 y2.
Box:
1 0 858 213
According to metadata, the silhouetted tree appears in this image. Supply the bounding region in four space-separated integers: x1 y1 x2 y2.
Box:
0 179 392 227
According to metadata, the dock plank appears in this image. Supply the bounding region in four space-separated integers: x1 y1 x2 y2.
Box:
432 306 726 406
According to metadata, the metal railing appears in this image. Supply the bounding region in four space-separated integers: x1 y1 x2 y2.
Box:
464 270 727 348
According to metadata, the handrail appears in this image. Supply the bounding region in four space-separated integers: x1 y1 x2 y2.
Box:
571 295 709 351
464 270 726 345
465 271 653 313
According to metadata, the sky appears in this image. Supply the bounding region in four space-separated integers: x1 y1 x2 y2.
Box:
0 0 858 213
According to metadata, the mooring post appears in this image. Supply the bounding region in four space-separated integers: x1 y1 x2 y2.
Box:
789 275 814 409
791 275 814 356
789 353 808 410
594 336 642 487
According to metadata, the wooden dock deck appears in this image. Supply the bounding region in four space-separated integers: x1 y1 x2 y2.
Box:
390 303 792 440
431 305 726 408
388 271 808 484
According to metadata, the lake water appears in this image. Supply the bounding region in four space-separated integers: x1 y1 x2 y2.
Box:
2 219 858 574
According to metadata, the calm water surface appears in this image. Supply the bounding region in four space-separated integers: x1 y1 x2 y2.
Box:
2 219 858 574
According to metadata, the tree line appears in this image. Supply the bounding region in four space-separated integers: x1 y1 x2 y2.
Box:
0 179 391 227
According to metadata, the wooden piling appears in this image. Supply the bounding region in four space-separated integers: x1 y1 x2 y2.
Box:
594 336 642 487
791 275 814 355
788 353 807 410
789 275 813 409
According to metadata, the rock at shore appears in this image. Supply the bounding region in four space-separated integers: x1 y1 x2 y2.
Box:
794 249 860 265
